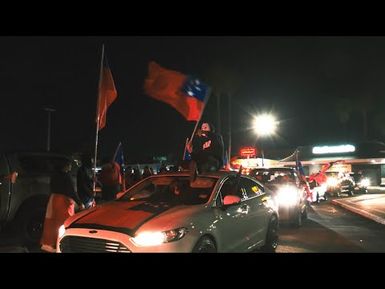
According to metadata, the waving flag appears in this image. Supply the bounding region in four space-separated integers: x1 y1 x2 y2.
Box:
144 61 209 121
97 56 117 130
113 142 125 190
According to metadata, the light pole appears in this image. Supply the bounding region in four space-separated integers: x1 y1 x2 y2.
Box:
44 107 56 152
252 113 278 167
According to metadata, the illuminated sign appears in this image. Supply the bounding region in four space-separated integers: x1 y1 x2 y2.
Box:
312 144 355 155
327 163 352 173
240 147 257 157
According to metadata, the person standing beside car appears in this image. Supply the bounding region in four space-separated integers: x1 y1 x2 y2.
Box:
77 154 95 209
41 159 84 253
99 160 122 201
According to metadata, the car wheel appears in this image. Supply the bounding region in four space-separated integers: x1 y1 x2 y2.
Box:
293 209 302 228
15 201 47 246
192 236 217 253
301 206 308 220
323 193 328 201
316 193 320 203
262 215 279 253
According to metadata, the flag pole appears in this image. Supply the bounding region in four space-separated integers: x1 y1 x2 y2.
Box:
182 137 189 160
189 87 211 143
112 142 121 162
228 93 232 165
93 44 105 193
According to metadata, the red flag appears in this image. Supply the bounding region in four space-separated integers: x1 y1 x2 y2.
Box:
97 57 117 130
144 61 209 121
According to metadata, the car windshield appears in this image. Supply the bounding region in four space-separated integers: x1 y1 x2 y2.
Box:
119 176 218 205
251 169 295 185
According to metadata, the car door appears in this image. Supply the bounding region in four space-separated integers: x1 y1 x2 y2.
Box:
213 176 251 252
240 176 269 250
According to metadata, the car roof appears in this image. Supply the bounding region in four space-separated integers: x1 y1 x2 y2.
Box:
150 170 241 179
251 167 295 171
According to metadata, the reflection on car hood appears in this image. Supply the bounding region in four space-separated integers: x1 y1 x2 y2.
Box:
68 200 199 236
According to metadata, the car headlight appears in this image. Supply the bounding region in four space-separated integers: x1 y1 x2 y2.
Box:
360 178 370 187
58 225 66 239
277 186 298 206
131 227 188 247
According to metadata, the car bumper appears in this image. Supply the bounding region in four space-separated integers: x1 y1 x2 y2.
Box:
57 228 198 253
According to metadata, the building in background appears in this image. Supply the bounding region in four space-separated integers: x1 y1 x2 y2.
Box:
279 141 385 186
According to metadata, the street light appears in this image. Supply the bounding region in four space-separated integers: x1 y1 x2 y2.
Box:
44 107 56 152
252 113 278 167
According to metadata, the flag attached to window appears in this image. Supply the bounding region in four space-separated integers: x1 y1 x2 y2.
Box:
144 61 209 121
97 56 117 130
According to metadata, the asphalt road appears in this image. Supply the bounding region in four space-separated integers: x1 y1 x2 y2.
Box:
277 199 385 253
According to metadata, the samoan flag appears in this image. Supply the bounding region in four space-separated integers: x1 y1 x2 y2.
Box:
97 55 117 130
144 62 209 121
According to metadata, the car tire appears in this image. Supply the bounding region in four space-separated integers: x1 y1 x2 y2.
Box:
262 215 279 253
192 236 217 253
15 200 47 246
301 206 308 220
293 209 302 228
316 193 320 204
323 193 328 201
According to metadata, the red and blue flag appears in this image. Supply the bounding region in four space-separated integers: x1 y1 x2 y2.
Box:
144 61 209 121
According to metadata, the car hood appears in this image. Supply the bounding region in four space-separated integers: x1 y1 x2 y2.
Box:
67 200 202 236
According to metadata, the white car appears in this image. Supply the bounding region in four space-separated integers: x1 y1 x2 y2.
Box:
250 167 308 227
57 171 279 253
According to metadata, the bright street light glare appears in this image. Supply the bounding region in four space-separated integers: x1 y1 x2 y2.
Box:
252 114 278 136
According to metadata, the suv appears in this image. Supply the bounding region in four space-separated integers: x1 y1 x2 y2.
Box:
0 152 76 245
249 167 308 227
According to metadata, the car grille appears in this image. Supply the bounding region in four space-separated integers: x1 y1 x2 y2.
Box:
60 236 130 253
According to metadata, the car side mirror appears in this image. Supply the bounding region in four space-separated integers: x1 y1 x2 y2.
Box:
3 171 18 184
116 191 126 199
223 195 241 206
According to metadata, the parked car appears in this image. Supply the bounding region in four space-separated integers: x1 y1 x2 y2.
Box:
350 172 369 194
325 172 355 197
249 167 308 227
0 151 76 245
58 171 279 253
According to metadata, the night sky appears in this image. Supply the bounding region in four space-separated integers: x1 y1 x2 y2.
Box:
2 36 385 162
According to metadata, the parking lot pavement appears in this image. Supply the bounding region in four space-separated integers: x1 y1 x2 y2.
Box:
332 193 385 226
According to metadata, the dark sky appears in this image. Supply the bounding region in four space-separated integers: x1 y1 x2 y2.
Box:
2 36 385 162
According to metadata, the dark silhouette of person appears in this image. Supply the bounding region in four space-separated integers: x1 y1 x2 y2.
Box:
99 160 122 201
77 154 95 208
41 159 84 252
142 166 153 179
